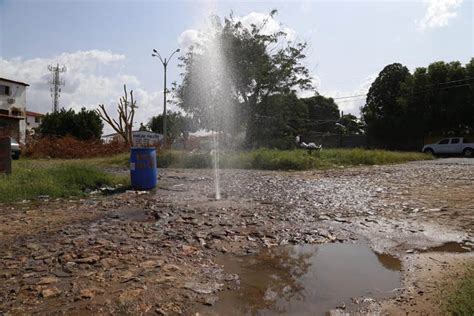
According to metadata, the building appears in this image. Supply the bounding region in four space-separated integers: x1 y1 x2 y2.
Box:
26 111 45 135
0 77 29 143
102 130 163 146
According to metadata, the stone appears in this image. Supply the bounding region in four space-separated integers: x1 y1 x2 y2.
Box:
139 260 162 269
76 255 100 264
41 287 61 298
37 276 60 285
78 288 95 299
183 281 223 294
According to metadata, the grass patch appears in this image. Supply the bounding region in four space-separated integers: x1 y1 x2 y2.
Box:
0 159 129 203
444 263 474 315
108 148 430 170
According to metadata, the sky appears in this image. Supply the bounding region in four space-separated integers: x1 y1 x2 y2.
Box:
0 0 472 133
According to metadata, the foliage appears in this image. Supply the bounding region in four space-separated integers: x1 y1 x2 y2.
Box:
39 107 103 140
301 95 340 134
97 85 137 146
339 114 365 135
23 136 129 159
246 93 307 149
361 63 411 146
148 111 196 143
133 148 432 170
0 160 128 203
444 263 474 316
362 59 474 149
175 10 313 146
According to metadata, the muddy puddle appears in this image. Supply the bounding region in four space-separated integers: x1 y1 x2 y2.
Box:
419 241 471 253
202 243 401 316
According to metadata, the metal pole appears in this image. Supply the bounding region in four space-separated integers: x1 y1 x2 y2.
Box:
163 60 167 142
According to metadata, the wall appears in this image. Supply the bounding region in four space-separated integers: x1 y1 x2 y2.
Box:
0 80 27 143
0 117 20 141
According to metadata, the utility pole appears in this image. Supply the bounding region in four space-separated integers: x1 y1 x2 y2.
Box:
48 63 66 113
151 48 180 142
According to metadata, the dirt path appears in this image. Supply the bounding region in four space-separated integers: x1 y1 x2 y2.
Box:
0 159 472 315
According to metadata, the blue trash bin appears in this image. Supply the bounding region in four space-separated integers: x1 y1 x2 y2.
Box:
130 147 157 190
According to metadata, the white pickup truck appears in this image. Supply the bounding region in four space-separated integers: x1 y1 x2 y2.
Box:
422 137 474 157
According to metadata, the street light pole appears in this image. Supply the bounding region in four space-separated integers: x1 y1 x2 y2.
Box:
152 48 180 143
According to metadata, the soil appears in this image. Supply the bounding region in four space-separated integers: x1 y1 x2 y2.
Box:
0 159 472 315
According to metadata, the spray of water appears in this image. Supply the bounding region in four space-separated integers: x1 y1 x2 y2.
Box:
185 16 234 200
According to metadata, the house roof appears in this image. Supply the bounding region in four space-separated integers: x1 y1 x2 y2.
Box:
26 111 45 117
0 77 30 87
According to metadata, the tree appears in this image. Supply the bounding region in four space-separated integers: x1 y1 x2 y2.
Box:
300 96 340 134
246 93 307 149
361 63 411 147
96 85 137 146
148 111 196 144
39 107 103 140
174 10 313 147
339 114 365 135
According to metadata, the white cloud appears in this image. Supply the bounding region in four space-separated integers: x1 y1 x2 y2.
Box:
0 50 163 134
178 11 297 51
417 0 463 31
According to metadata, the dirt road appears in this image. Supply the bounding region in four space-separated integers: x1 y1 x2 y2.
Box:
0 159 472 315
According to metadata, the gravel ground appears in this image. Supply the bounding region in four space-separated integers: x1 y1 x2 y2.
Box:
0 159 472 315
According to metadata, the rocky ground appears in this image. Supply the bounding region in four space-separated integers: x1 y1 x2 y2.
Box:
0 159 473 315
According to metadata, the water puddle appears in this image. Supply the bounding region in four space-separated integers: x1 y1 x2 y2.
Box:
420 241 471 253
203 243 401 315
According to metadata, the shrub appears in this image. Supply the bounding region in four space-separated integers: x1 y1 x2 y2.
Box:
39 108 103 140
23 136 129 159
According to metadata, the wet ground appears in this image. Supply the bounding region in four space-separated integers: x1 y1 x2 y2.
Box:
0 158 473 315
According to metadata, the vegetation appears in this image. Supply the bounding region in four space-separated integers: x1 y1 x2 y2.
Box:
39 107 103 140
97 84 137 146
0 160 128 203
362 59 474 149
444 263 474 315
100 149 431 171
148 111 196 144
175 10 315 148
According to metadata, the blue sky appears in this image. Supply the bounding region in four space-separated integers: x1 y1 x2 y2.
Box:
0 0 472 129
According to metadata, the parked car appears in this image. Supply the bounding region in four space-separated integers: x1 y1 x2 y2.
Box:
422 137 474 157
10 137 21 160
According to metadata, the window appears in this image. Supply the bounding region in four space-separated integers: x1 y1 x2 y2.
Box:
439 139 449 144
35 117 41 123
450 138 460 144
0 85 10 96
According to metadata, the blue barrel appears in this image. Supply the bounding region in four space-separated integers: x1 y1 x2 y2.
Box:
130 148 157 190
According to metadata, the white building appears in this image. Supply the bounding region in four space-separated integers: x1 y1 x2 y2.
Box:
26 111 44 135
0 77 29 143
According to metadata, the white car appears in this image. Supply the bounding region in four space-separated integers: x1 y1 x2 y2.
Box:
422 137 473 157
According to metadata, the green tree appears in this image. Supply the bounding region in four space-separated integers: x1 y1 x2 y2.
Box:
148 111 196 143
361 63 411 147
246 93 307 149
300 96 340 134
175 10 313 147
39 107 103 140
339 114 365 135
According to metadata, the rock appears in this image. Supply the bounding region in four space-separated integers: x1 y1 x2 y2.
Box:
118 288 143 304
76 255 100 264
41 287 61 298
100 258 120 269
183 281 223 294
78 288 95 299
203 296 218 306
139 260 162 269
37 276 60 285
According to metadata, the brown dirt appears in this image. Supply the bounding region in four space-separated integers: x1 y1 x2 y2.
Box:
0 160 473 315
